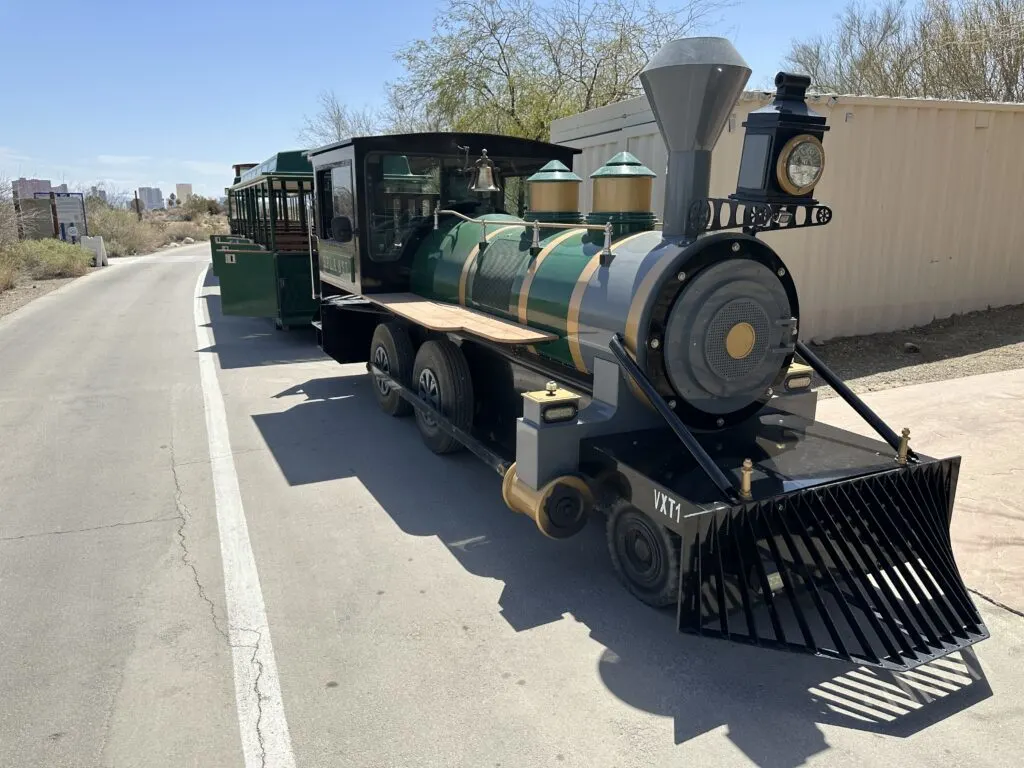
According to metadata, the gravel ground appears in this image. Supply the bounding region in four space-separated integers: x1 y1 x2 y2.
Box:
807 302 1024 398
0 275 85 320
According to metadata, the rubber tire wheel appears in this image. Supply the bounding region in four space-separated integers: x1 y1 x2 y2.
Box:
606 501 680 608
411 339 474 454
370 321 415 417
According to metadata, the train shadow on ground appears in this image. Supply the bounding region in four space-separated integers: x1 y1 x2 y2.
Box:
250 369 993 768
197 270 324 370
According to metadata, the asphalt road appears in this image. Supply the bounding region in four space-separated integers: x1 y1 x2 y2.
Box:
1 243 1021 767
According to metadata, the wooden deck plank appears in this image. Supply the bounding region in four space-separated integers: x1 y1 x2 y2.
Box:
367 293 556 344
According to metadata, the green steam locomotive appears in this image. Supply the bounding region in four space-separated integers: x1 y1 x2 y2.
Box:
213 36 987 671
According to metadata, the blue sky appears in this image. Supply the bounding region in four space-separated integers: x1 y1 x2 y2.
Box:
1 0 848 198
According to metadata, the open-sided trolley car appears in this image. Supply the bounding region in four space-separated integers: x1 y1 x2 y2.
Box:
216 36 988 672
214 152 318 328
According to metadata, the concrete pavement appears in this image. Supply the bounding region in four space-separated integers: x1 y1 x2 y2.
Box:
0 245 241 767
1 244 1022 767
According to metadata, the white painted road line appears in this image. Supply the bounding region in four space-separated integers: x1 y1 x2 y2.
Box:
193 266 296 768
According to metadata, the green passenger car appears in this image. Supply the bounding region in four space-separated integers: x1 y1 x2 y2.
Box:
217 151 318 329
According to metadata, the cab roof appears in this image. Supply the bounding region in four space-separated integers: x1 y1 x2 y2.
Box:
304 132 581 167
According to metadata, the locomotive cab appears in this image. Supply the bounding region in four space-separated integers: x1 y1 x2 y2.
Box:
307 133 579 298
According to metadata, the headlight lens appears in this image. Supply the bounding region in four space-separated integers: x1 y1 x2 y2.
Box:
777 135 824 195
785 374 812 391
542 404 578 423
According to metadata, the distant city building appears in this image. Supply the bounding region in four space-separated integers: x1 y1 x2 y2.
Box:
138 187 164 210
175 183 193 202
12 177 66 201
88 186 108 203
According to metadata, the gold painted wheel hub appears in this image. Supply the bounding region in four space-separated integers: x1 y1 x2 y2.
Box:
725 322 756 360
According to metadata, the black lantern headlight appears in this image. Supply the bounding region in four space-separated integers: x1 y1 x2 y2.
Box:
731 72 829 206
776 134 825 195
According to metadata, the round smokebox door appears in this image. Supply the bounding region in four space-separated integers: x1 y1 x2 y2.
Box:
662 259 793 416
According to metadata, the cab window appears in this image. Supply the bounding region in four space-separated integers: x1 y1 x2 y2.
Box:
364 152 547 262
365 154 441 262
330 163 354 240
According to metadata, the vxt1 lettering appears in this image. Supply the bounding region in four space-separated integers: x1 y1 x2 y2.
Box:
653 488 681 523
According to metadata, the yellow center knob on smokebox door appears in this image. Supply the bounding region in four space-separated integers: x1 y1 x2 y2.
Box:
725 322 756 360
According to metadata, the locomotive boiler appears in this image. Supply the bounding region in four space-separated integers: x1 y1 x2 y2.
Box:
232 35 988 672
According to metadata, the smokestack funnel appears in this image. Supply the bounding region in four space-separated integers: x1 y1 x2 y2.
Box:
640 37 751 239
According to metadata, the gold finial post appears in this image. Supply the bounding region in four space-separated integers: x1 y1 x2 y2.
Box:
739 458 753 500
897 427 911 465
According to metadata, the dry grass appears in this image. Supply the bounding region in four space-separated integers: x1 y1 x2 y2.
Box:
156 216 229 244
0 260 16 292
163 221 208 242
87 205 163 258
0 181 229 295
0 240 93 289
86 199 228 256
3 241 94 280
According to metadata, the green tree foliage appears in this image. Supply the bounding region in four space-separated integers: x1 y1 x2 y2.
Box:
786 0 1024 101
386 0 730 139
298 0 730 144
182 194 223 218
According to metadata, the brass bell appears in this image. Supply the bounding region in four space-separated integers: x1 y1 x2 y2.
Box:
470 149 501 194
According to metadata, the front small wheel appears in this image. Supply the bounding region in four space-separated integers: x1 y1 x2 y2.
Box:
607 501 680 608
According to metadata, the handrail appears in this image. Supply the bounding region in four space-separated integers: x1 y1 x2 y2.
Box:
434 207 604 231
306 198 318 301
434 207 613 259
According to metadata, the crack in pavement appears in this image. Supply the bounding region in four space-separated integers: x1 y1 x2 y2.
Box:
237 627 268 768
169 436 269 768
968 587 1024 620
170 438 228 640
171 446 267 468
0 516 179 542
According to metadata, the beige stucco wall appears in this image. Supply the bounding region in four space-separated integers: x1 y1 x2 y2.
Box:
551 92 1024 342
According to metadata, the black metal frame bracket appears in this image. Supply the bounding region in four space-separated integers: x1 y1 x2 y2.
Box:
795 341 918 462
366 362 511 476
608 334 741 503
687 197 833 237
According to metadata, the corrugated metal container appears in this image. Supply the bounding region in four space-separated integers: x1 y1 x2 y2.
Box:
551 92 1024 341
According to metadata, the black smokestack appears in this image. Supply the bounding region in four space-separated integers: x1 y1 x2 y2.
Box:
640 37 751 240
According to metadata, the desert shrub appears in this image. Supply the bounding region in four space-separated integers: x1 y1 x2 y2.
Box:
0 196 19 254
182 194 223 220
104 239 131 258
164 221 209 242
5 239 92 279
87 205 162 256
0 257 16 292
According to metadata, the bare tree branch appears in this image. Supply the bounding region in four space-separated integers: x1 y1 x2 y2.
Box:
785 0 1024 101
298 91 384 146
